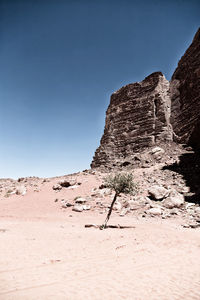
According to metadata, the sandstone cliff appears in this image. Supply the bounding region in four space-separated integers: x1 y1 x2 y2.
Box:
91 72 172 168
91 28 200 169
170 28 200 148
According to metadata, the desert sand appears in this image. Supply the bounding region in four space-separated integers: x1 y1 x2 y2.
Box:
0 172 200 300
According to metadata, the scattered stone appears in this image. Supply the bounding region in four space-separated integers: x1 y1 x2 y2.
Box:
82 205 91 210
183 223 200 229
72 205 84 212
113 201 122 211
5 189 15 196
52 184 62 191
91 188 112 198
120 207 130 217
18 177 25 182
149 202 161 209
62 202 73 208
177 186 190 194
147 207 162 216
99 188 112 196
195 207 200 214
170 208 180 215
124 200 141 210
161 213 170 219
151 147 165 155
67 185 80 190
162 190 184 209
16 185 27 196
75 197 87 204
58 180 71 188
99 184 106 189
186 203 196 209
56 179 82 189
148 186 169 200
141 163 151 168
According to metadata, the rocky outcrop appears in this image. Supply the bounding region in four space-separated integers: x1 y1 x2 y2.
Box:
91 72 172 168
91 28 200 169
170 28 200 148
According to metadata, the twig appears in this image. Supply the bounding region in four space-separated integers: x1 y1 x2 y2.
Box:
85 224 135 229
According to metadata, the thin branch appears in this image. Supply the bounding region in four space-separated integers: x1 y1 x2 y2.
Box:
85 224 135 229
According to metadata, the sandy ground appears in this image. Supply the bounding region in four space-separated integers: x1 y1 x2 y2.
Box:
0 173 200 299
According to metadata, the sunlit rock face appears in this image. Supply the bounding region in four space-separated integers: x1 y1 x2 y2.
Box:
91 72 172 168
170 28 200 148
91 28 200 169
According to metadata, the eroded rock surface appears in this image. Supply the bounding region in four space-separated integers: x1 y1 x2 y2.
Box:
170 28 200 147
91 72 172 168
91 28 200 169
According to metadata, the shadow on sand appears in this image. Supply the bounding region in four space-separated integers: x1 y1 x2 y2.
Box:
163 149 200 204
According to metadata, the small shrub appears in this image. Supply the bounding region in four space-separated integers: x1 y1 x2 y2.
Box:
101 172 137 229
103 173 137 196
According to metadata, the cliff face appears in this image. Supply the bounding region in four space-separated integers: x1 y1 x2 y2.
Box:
91 72 172 168
91 28 200 169
170 28 200 148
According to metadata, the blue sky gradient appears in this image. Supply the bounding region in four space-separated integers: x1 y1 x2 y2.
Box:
0 0 199 178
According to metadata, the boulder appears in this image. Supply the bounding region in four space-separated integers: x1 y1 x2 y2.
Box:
16 185 27 196
162 190 184 208
113 201 122 211
82 205 91 210
61 202 73 208
120 207 130 217
72 205 84 212
177 185 190 194
151 147 165 155
185 203 195 209
147 207 162 216
99 188 112 196
75 197 87 204
124 199 142 210
148 185 169 200
52 184 62 191
59 179 74 187
195 207 200 214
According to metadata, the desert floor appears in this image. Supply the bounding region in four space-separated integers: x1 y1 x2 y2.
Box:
0 173 200 300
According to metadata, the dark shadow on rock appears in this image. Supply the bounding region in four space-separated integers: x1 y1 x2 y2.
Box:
163 149 200 203
188 121 200 149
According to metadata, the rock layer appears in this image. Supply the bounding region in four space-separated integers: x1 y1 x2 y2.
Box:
91 72 172 168
170 28 200 148
91 28 200 169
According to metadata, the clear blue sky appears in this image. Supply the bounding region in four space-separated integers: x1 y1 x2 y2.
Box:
0 0 199 178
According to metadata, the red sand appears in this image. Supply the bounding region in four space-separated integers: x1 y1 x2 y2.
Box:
0 173 200 299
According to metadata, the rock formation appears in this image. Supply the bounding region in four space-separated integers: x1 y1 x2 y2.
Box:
91 28 200 169
91 72 172 168
170 28 200 148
